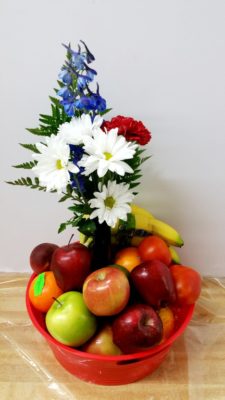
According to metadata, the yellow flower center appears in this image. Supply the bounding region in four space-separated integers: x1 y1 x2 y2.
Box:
104 152 112 160
56 159 63 170
104 196 115 209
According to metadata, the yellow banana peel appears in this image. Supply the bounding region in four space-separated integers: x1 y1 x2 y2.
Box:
151 218 184 247
169 246 181 264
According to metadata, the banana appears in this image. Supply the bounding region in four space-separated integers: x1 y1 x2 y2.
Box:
169 246 181 264
130 205 184 248
79 232 93 247
150 218 184 247
130 204 155 219
129 205 184 247
79 203 184 249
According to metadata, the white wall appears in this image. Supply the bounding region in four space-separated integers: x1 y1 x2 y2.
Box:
1 0 225 275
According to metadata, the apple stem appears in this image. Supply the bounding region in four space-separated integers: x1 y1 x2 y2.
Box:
68 234 74 246
52 297 62 306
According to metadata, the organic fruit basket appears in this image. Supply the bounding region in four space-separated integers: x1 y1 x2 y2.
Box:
8 41 201 385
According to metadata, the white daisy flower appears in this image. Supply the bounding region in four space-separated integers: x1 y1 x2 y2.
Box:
78 128 138 178
32 134 79 193
57 114 103 145
89 180 134 227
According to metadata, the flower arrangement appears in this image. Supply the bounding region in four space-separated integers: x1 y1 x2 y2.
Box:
9 41 202 384
8 40 151 267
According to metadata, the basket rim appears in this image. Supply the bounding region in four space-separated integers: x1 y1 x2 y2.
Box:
26 272 195 362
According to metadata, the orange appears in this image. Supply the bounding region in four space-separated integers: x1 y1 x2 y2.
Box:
114 247 142 272
29 271 63 313
158 306 175 343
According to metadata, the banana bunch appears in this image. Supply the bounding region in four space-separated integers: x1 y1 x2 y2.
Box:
129 204 184 248
80 203 183 264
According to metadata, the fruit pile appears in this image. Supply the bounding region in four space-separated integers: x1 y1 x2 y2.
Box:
28 206 201 356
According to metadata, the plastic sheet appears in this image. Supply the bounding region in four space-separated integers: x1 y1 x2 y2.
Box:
0 273 225 400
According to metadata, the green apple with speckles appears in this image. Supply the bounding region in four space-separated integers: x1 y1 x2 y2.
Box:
45 291 97 347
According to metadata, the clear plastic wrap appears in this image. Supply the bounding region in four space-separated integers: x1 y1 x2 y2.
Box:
0 273 225 399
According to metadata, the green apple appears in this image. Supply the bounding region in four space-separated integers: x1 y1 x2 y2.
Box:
45 291 97 347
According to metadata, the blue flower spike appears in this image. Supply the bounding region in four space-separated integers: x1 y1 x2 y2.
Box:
58 40 107 117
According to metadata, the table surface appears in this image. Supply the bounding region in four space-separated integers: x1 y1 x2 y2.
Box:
0 273 225 400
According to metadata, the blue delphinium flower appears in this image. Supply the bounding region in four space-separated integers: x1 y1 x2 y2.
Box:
70 145 84 164
77 75 92 91
57 86 73 100
60 97 76 117
58 68 73 85
80 40 95 63
58 41 107 117
69 145 85 192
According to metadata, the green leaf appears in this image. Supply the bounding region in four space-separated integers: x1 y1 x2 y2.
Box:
68 204 91 214
26 127 51 136
49 96 60 106
118 213 136 231
34 272 45 296
99 108 112 116
77 219 96 236
6 177 46 191
13 161 37 169
58 193 72 203
19 143 40 153
141 155 151 164
58 223 68 233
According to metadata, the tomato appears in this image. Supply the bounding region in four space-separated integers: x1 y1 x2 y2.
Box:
29 271 63 312
170 265 201 305
138 235 171 265
114 247 142 272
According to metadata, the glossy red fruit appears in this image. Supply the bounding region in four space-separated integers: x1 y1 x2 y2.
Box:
83 266 130 316
51 242 91 291
112 304 163 354
130 260 176 307
138 235 171 265
30 243 58 274
170 265 201 305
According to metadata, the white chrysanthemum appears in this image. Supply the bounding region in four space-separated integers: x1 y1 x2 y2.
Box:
89 180 134 227
78 128 138 178
32 134 79 193
57 114 103 145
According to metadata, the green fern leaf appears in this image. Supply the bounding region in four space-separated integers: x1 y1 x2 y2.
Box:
19 143 40 153
13 161 37 169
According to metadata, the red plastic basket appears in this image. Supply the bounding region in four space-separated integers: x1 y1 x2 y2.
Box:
26 273 194 385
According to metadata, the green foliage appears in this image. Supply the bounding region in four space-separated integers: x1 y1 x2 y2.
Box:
6 177 47 191
19 143 40 153
117 148 150 189
13 161 37 169
26 99 70 137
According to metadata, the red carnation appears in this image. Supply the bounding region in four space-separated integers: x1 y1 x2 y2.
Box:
102 115 151 145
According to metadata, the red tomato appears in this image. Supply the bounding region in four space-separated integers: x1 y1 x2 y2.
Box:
138 235 171 265
170 265 201 305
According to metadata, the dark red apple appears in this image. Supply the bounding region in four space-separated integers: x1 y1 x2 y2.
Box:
130 260 176 307
30 243 58 273
50 242 91 291
112 304 163 354
83 266 130 316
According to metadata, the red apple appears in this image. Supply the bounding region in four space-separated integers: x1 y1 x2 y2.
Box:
50 242 91 291
83 266 130 316
82 324 122 356
112 304 163 354
130 260 176 307
30 243 58 273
